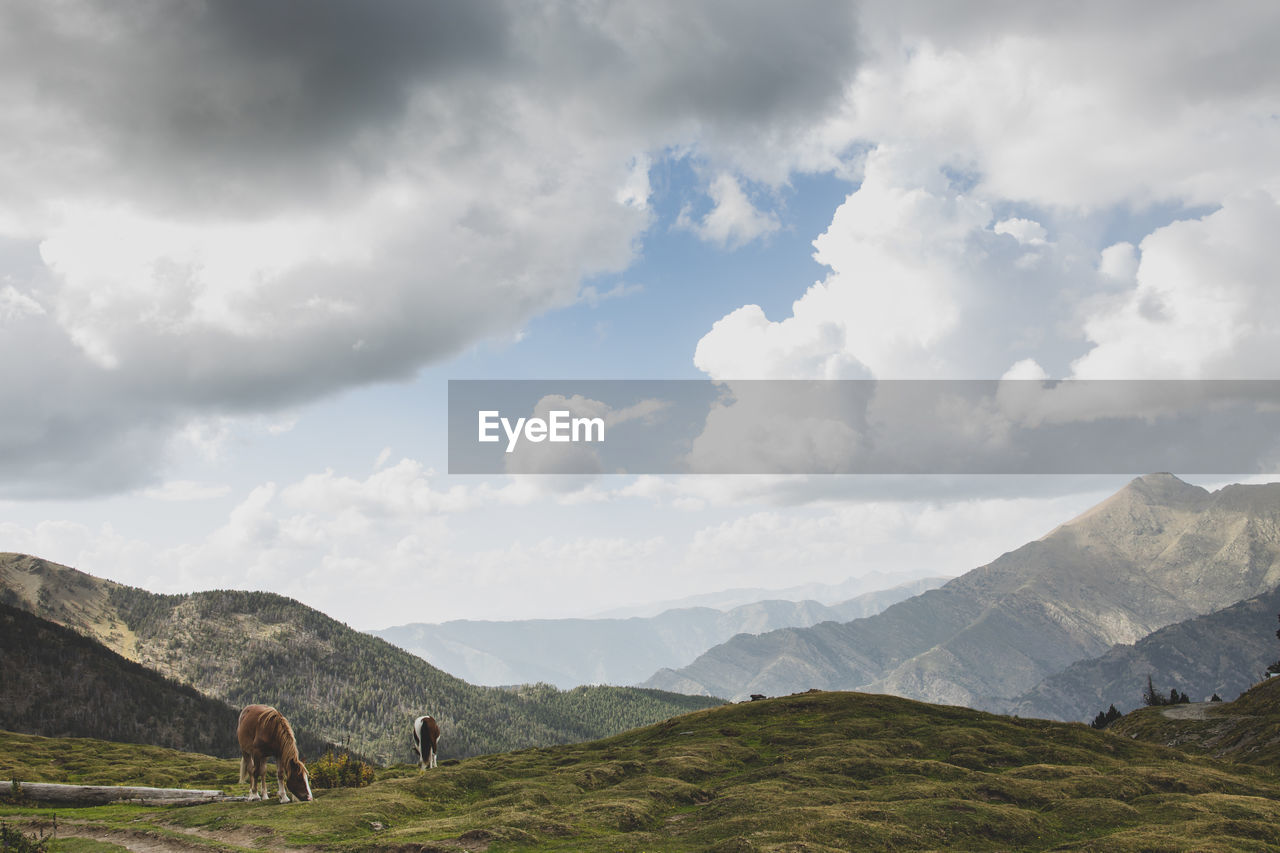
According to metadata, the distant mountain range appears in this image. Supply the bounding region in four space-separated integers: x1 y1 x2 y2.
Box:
589 570 948 618
0 553 721 764
372 576 945 688
643 474 1280 713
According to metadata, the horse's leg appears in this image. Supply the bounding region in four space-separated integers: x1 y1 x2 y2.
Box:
240 753 255 800
430 745 437 769
276 760 290 803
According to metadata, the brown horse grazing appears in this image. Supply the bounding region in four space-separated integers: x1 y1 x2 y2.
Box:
237 704 312 803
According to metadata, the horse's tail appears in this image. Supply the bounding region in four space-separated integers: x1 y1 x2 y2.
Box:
239 754 251 784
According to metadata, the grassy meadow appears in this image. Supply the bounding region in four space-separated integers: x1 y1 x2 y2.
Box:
4 689 1280 851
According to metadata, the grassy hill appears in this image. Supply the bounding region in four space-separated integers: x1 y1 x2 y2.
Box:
4 690 1280 851
0 553 721 765
1111 675 1280 767
0 729 241 791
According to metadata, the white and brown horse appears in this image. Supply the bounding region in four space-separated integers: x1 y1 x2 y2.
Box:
237 704 313 803
413 715 440 770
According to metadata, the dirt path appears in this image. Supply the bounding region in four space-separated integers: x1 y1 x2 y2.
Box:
55 826 217 853
7 815 301 852
1161 702 1212 720
7 820 219 853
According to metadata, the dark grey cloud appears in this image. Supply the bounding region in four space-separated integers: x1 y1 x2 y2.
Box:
525 1 860 128
1 1 515 211
0 1 867 497
1 1 860 211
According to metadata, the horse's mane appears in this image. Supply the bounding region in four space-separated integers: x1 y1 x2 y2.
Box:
260 706 302 766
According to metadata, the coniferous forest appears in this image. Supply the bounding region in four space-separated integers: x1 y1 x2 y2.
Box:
0 603 245 757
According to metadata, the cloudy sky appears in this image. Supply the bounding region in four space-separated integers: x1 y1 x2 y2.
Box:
2 1 1278 628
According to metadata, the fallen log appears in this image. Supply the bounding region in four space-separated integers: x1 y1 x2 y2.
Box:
5 780 227 806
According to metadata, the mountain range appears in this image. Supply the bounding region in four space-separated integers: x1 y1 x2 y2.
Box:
0 553 720 764
372 576 944 688
643 474 1280 714
6 471 1280 759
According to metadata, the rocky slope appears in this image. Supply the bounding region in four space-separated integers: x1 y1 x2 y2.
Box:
644 474 1280 709
1008 585 1280 721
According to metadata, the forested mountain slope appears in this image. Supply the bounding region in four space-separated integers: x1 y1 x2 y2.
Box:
0 602 248 758
0 553 721 764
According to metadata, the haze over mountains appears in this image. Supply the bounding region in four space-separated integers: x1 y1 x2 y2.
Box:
373 577 944 689
644 474 1280 713
590 570 946 618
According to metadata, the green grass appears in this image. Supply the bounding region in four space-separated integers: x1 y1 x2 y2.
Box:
6 690 1280 851
0 731 241 791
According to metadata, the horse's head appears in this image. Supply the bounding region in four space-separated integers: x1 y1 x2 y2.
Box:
285 757 313 803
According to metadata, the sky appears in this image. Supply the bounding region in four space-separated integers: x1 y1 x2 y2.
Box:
2 1 1279 629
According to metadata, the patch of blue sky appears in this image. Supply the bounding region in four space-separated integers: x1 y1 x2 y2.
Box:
449 157 857 380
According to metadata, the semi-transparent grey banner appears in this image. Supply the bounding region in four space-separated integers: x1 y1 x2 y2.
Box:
447 380 1280 475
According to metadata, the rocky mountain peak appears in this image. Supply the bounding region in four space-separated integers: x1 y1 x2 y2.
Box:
1049 473 1210 541
1121 472 1211 507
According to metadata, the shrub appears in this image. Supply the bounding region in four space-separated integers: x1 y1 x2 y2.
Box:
309 750 375 789
0 821 49 852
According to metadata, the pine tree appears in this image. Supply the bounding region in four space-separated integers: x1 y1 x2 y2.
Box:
1090 704 1122 729
1143 675 1165 706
